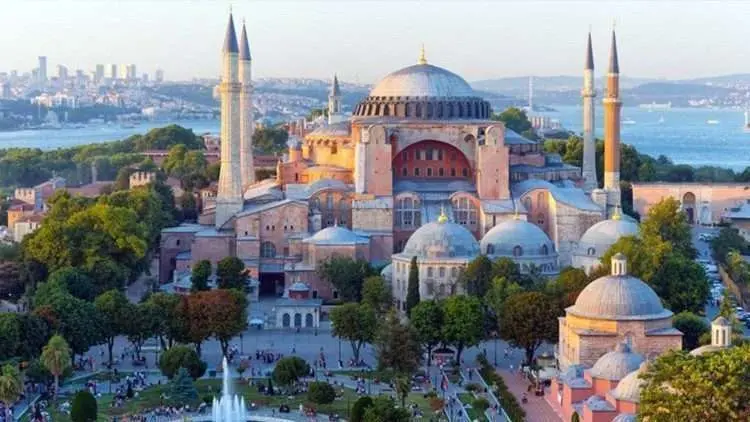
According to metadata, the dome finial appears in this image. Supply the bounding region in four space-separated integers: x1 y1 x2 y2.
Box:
418 43 427 65
612 205 622 221
438 204 448 224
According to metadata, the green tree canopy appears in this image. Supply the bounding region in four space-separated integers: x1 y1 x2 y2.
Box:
46 267 95 301
374 311 422 375
272 356 310 387
191 260 211 292
672 312 709 351
546 267 590 310
94 289 131 366
500 291 559 365
133 124 203 151
317 256 374 302
362 396 410 422
307 381 336 405
441 296 484 363
70 390 97 422
169 367 198 405
640 197 696 259
650 254 709 314
123 301 161 361
0 364 23 407
460 255 494 297
41 334 72 398
361 275 392 314
410 300 444 365
216 257 246 290
491 107 533 135
0 314 21 361
330 302 377 362
158 345 207 379
405 257 420 315
639 345 750 421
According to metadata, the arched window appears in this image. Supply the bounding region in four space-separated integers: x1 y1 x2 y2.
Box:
402 168 408 176
452 196 478 228
416 103 422 117
427 267 434 277
395 196 421 229
427 168 433 177
439 267 445 277
587 247 596 256
486 244 495 255
414 168 420 176
451 267 458 278
522 197 532 213
458 103 464 117
462 168 469 177
540 244 549 256
261 241 276 258
513 245 523 257
438 168 444 177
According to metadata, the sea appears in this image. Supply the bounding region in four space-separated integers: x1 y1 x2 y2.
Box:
0 106 748 170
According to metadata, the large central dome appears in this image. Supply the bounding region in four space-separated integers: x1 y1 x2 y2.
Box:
370 64 475 98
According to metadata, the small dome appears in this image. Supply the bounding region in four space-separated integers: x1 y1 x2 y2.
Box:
610 362 647 403
612 414 636 422
569 255 670 320
480 218 556 257
304 225 368 245
578 217 639 256
370 63 475 98
401 215 479 259
590 342 645 381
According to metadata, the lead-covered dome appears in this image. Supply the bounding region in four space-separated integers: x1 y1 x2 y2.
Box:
569 253 670 320
304 225 368 245
610 361 648 403
401 213 479 259
480 218 556 257
590 342 645 381
578 215 639 257
370 64 475 98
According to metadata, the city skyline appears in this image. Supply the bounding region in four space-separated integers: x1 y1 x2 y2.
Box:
2 0 750 83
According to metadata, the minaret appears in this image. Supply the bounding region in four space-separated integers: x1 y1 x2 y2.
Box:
328 74 344 124
581 31 598 192
238 20 255 188
215 13 243 228
603 29 622 214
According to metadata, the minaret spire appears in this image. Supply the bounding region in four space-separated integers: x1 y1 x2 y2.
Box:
581 30 598 192
238 18 255 188
222 13 239 53
239 20 251 61
328 74 343 124
608 29 620 74
603 27 623 215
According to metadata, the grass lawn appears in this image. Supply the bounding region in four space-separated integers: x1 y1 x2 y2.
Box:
27 377 442 422
458 393 488 422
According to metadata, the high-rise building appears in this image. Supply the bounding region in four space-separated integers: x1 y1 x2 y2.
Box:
109 64 118 79
125 64 137 81
38 56 48 85
155 69 164 83
142 73 149 83
1 82 11 99
95 64 105 82
57 65 68 81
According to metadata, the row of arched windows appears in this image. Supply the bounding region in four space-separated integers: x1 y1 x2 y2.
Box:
353 98 491 120
398 167 469 178
485 244 550 257
395 197 422 228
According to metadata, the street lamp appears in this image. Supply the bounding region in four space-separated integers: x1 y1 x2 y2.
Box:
240 333 244 355
494 333 498 366
338 338 342 364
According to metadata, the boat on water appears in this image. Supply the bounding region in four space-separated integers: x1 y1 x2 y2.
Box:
639 101 672 110
707 119 720 125
744 109 750 132
622 118 636 125
658 116 665 124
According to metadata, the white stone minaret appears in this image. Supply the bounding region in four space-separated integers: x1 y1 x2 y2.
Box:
238 20 255 188
215 13 243 228
582 32 598 192
328 74 344 124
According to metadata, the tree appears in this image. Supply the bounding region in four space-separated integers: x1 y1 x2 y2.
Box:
484 277 524 321
405 257 420 315
145 292 181 349
47 267 95 301
601 235 671 284
0 314 20 361
351 396 374 422
361 275 392 314
546 267 590 310
35 288 102 360
272 356 310 387
205 289 248 357
124 301 161 361
491 257 525 286
134 124 203 151
94 289 131 366
0 260 22 301
180 193 199 221
330 303 377 362
394 375 410 407
640 197 696 259
362 396 410 422
191 260 211 292
672 312 709 351
169 367 198 405
639 345 750 421
158 345 207 379
710 227 749 263
0 364 23 413
491 107 533 134
307 381 336 405
441 296 484 363
460 255 493 297
650 254 709 314
41 335 71 398
216 257 246 290
70 390 97 422
317 256 374 302
374 311 422 375
16 314 51 359
500 292 559 365
410 300 444 366
172 295 212 356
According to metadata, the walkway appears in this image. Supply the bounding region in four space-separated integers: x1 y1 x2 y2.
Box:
497 370 561 422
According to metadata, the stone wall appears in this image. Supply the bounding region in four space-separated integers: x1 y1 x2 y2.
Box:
632 182 750 224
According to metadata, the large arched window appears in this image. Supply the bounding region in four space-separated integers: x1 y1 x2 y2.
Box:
452 196 478 228
513 245 523 257
486 244 495 255
261 241 276 258
540 244 549 256
395 196 421 229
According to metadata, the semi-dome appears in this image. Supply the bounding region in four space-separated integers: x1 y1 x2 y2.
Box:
612 414 636 422
401 212 479 259
370 64 475 98
610 362 647 403
568 253 671 320
480 218 556 257
590 342 645 381
304 225 368 245
578 214 639 256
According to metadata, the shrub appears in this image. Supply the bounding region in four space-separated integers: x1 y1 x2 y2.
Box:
70 391 97 422
351 396 374 422
170 367 198 405
307 381 336 405
158 345 207 379
465 382 482 392
473 397 490 413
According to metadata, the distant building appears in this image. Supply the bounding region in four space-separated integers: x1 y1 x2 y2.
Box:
109 64 118 79
95 64 105 82
632 182 750 225
38 56 47 85
57 65 68 81
155 69 164 83
1 82 10 99
125 64 137 81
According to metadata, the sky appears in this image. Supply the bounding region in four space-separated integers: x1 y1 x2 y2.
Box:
2 0 750 83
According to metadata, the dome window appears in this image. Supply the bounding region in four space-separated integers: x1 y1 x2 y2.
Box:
486 244 495 255
513 245 523 257
587 247 596 256
540 244 549 256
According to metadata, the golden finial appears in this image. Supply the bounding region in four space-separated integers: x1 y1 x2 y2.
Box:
438 204 448 224
612 205 622 220
418 43 427 65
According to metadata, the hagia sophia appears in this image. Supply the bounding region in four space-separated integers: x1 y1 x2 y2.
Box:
160 16 636 305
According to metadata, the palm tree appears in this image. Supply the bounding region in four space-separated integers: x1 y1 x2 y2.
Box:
41 335 71 399
0 364 23 420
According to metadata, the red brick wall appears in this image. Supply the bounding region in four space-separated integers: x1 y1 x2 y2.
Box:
392 140 472 180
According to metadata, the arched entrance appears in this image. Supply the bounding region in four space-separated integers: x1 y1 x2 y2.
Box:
282 313 290 327
700 206 710 225
305 313 314 327
294 313 302 327
682 192 696 224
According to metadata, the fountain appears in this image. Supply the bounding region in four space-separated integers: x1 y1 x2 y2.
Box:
211 357 248 422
